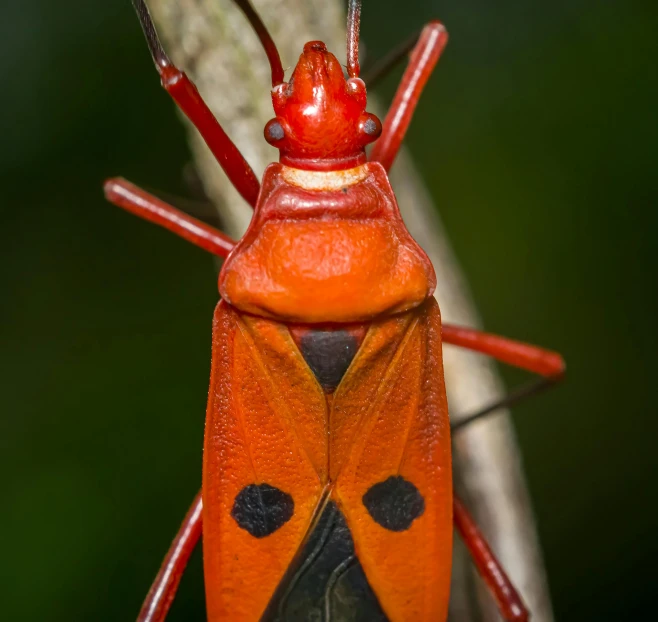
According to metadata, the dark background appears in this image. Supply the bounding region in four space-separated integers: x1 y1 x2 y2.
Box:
1 0 656 620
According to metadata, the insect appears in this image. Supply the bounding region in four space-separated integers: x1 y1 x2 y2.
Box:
104 1 565 620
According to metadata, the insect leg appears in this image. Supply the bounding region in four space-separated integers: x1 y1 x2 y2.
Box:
137 491 203 622
369 21 448 171
130 1 260 208
104 178 236 258
453 494 529 622
442 323 565 430
441 324 565 378
451 376 559 432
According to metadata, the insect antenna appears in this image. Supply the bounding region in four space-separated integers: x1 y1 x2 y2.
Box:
346 0 362 78
233 1 285 86
131 0 171 69
132 1 284 87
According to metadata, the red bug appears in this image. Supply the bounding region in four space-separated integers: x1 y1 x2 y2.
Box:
104 1 565 620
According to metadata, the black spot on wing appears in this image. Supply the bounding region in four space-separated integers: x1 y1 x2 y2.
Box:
363 476 425 532
299 330 358 392
231 484 294 538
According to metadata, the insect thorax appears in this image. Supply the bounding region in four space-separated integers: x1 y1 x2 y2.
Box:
218 161 436 324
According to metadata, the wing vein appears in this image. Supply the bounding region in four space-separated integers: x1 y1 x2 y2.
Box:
237 320 323 484
337 317 419 479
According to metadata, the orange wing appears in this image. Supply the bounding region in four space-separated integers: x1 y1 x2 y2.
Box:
202 299 451 621
202 301 328 621
333 298 453 620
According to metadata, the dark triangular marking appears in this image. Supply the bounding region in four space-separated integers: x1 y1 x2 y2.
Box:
298 330 359 393
262 502 388 621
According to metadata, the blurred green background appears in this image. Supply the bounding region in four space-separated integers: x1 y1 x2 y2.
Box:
1 0 656 620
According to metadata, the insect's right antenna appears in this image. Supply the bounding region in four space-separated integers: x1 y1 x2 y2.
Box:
346 0 362 78
132 0 171 70
233 1 285 87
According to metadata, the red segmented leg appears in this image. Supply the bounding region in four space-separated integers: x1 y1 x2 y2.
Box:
131 1 262 207
454 495 529 622
104 178 236 258
137 491 203 622
369 21 449 171
441 324 565 378
442 323 565 430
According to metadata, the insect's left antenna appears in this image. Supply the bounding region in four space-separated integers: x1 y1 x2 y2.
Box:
233 0 285 87
130 0 261 208
346 0 362 78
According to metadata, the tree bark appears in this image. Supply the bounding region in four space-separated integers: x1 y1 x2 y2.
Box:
147 1 555 620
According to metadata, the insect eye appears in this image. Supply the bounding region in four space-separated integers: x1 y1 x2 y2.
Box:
265 119 286 144
360 114 382 142
364 118 379 136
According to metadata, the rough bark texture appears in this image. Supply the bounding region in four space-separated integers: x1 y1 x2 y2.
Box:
147 1 555 620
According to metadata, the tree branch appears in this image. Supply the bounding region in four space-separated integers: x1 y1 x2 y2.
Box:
147 1 555 620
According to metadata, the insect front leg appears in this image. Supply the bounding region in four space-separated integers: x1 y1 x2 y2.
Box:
443 324 565 430
137 491 203 622
369 21 449 171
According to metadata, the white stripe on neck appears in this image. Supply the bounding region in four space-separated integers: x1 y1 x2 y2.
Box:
281 164 369 191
